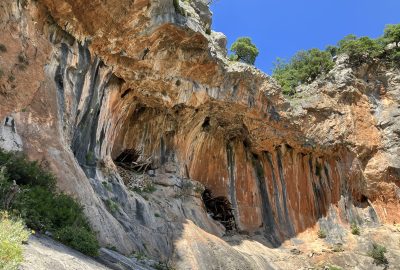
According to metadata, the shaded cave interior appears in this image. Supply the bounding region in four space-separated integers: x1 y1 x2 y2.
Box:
114 148 153 173
202 188 237 231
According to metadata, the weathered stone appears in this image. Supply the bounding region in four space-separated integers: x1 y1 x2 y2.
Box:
0 116 23 151
21 235 111 270
97 248 156 270
1 0 400 269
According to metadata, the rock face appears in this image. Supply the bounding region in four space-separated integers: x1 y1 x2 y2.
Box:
1 0 400 269
21 235 112 270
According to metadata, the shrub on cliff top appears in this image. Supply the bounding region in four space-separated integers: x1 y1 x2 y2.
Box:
0 149 99 256
337 35 385 63
273 24 400 96
273 48 334 96
383 24 400 46
230 37 259 65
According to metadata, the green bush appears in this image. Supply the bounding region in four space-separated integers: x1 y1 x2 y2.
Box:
0 150 56 190
327 24 400 65
0 212 30 270
273 48 334 95
332 243 344 252
273 24 400 96
368 243 388 266
383 24 400 67
14 187 89 232
133 182 156 194
55 226 99 257
328 266 342 270
337 35 384 63
228 54 238 61
230 37 259 65
383 24 400 46
105 199 119 214
0 149 98 257
317 229 327 239
350 222 360 235
0 167 12 209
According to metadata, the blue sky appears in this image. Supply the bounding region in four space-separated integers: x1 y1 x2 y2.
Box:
210 0 400 73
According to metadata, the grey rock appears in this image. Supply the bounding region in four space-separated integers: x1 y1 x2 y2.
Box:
21 235 110 270
211 31 228 57
97 248 156 270
189 0 212 29
147 170 156 177
0 116 23 152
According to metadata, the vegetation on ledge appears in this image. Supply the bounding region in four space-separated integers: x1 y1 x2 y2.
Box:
0 212 30 270
229 37 259 65
273 24 400 96
0 149 99 257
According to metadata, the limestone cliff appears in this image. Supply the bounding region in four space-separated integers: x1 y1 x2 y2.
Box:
1 0 400 269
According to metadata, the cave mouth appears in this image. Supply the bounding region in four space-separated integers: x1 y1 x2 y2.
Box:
114 148 152 172
202 188 237 231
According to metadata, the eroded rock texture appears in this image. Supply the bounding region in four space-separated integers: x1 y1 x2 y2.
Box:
0 0 399 269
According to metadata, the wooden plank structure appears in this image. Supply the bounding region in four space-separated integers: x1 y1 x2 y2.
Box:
114 149 152 172
202 188 237 231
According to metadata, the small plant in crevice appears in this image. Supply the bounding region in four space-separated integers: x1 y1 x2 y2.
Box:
8 75 15 82
17 52 29 70
85 151 96 164
143 183 156 193
351 222 361 235
133 182 156 194
328 266 343 270
332 243 344 252
194 185 204 194
317 229 327 239
104 199 119 214
133 251 147 261
173 0 185 16
102 181 112 192
368 243 388 266
0 44 7 53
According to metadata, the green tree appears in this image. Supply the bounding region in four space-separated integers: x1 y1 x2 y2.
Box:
230 37 259 65
273 48 334 95
337 35 384 63
383 24 400 46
